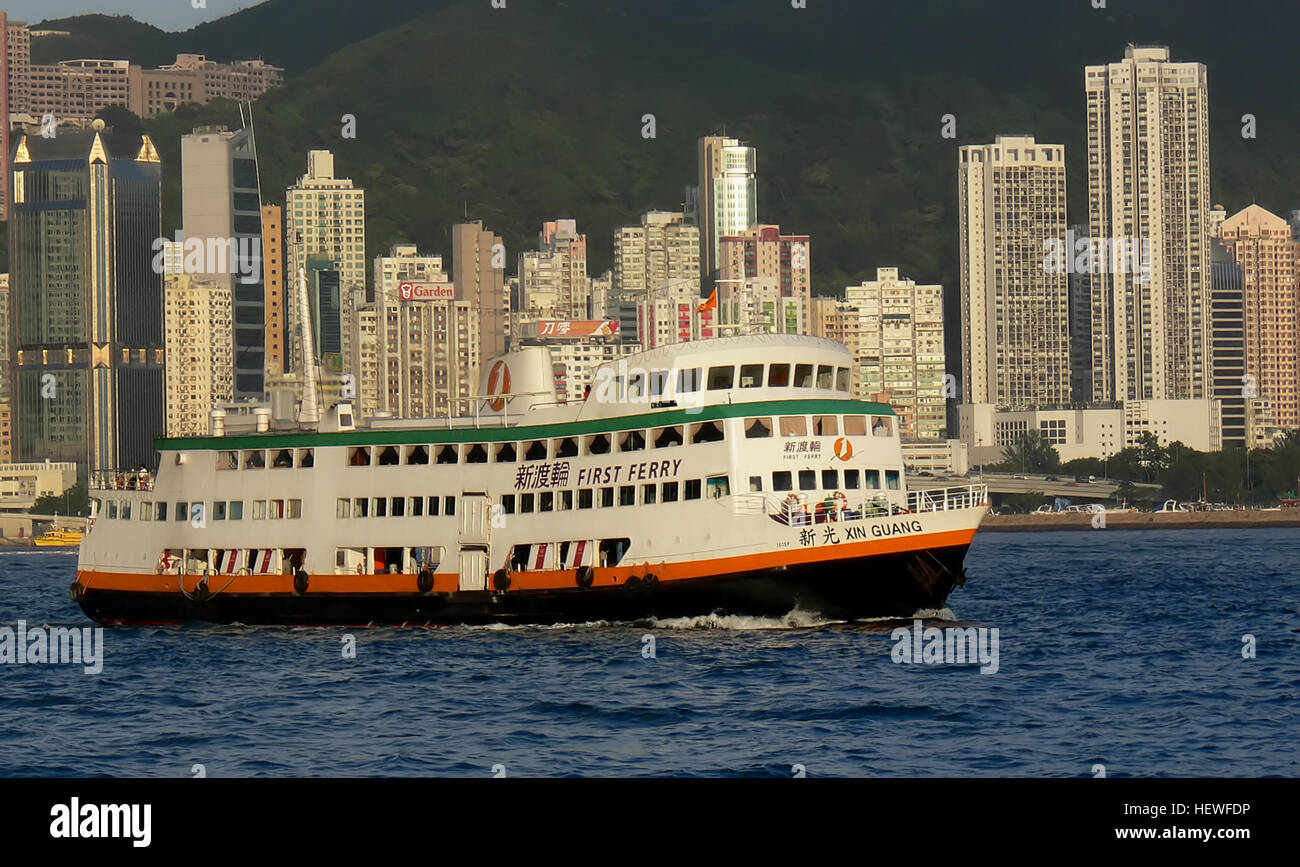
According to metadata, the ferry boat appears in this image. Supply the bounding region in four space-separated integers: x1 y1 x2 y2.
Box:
35 528 85 548
72 334 989 626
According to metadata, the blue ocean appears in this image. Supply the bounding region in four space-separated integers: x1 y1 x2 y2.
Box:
2 529 1296 777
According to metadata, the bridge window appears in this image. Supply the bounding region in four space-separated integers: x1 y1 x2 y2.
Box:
707 365 735 390
739 364 764 388
768 364 791 387
406 445 430 465
524 440 548 461
436 444 459 464
556 438 579 458
812 415 838 436
745 418 772 439
243 450 266 469
465 444 489 463
844 469 861 490
678 368 702 393
691 421 724 444
799 470 816 491
865 470 881 489
772 472 793 492
217 451 238 470
779 416 808 437
843 415 867 436
653 425 683 448
836 367 851 392
620 430 646 452
748 476 762 493
495 442 517 463
886 470 901 490
707 476 730 498
794 364 814 388
378 446 400 466
816 365 835 389
684 479 702 500
822 470 839 489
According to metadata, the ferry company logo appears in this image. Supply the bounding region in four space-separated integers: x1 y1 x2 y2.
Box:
833 437 854 461
486 360 512 412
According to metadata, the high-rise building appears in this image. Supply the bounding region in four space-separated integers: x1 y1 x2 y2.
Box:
1086 46 1211 403
262 204 284 378
181 125 265 398
129 54 283 118
697 135 757 283
1209 241 1247 449
846 268 947 440
612 210 700 305
1219 205 1300 433
8 126 164 476
27 59 130 124
717 225 811 334
809 296 862 397
163 266 233 438
519 220 590 320
1066 225 1094 404
958 135 1070 410
452 221 509 361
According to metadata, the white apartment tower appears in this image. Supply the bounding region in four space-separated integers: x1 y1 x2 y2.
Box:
285 150 366 299
163 266 234 437
698 135 757 281
518 219 590 320
1086 46 1211 402
613 211 701 304
958 135 1070 410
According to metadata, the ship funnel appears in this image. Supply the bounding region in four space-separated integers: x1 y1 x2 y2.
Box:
479 346 559 415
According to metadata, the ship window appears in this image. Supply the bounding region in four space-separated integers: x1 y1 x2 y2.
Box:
768 364 791 387
427 497 440 516
108 501 118 519
436 444 459 464
444 497 456 516
392 497 406 517
749 476 762 493
501 495 515 515
229 500 245 520
822 470 839 489
559 490 573 510
653 425 683 448
872 417 893 437
816 365 835 389
272 449 293 468
540 492 554 512
599 538 631 568
678 367 702 393
297 449 315 468
373 498 387 518
886 470 901 490
156 502 168 521
585 434 611 455
620 486 636 506
411 497 424 517
175 502 187 521
836 367 851 392
844 469 861 490
812 416 838 436
556 438 579 458
336 498 351 518
600 487 615 508
662 481 679 503
465 444 488 463
336 547 367 575
405 445 429 465
521 494 535 514
269 500 286 519
707 365 735 390
780 416 808 437
865 470 881 490
252 500 266 520
348 447 371 466
684 479 702 500
619 430 645 452
140 502 153 521
379 446 400 466
691 421 724 444
739 364 764 388
642 484 657 504
707 476 729 498
243 450 266 469
122 501 133 520
354 498 369 518
745 418 772 439
216 451 238 470
773 472 793 492
496 442 517 463
213 502 227 521
799 470 816 491
649 370 669 398
524 440 548 461
794 364 814 388
578 489 594 509
843 416 868 436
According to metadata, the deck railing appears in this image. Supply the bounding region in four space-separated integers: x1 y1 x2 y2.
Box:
88 469 155 492
734 484 988 527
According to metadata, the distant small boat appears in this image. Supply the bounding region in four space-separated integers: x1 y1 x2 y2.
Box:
34 528 85 548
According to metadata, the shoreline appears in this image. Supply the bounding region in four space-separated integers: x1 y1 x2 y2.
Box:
981 511 1300 532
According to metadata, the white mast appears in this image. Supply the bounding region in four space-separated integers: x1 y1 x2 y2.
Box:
296 266 321 426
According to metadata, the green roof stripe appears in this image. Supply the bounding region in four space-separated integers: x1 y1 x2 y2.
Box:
155 399 896 451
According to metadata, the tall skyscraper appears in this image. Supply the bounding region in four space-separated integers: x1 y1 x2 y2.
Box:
452 221 509 361
958 135 1070 410
697 135 757 283
181 125 265 398
261 204 284 378
518 219 590 319
1086 46 1211 403
163 263 233 438
8 126 164 475
613 211 700 306
1209 241 1247 449
1219 205 1300 433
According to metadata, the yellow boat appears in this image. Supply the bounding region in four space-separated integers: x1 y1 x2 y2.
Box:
34 528 85 548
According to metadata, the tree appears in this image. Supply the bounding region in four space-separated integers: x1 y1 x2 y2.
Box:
1000 430 1061 473
30 483 91 518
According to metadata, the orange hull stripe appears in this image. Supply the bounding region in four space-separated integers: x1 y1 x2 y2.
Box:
77 528 975 595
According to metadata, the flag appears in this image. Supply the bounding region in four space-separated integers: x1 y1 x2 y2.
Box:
696 288 718 314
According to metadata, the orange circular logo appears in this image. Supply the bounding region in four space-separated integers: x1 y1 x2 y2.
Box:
834 437 854 461
486 360 511 412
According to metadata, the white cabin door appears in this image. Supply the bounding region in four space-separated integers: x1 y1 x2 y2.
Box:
458 548 488 591
459 493 490 545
